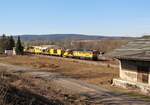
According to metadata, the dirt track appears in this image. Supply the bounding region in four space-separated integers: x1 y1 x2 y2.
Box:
35 54 119 68
0 63 150 105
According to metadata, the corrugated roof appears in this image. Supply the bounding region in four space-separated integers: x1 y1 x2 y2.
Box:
106 38 150 61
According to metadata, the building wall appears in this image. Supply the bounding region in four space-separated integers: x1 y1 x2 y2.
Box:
120 60 138 82
120 59 150 85
148 67 150 85
113 59 150 94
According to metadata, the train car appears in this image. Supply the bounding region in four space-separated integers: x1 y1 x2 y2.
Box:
49 48 65 56
34 46 43 54
41 49 49 55
72 50 99 60
63 49 74 58
25 46 42 54
24 46 35 54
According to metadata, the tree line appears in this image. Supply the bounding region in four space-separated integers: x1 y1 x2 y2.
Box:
0 34 24 55
24 39 128 53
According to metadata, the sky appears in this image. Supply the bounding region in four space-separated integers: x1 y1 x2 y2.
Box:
0 0 150 37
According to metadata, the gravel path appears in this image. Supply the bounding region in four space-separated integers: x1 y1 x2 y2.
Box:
0 63 150 105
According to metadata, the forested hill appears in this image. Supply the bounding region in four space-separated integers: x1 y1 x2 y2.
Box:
13 34 130 41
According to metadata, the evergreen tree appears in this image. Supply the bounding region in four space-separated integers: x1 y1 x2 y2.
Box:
10 36 15 49
7 36 15 50
2 34 6 39
0 34 16 54
0 34 7 53
15 36 24 55
0 37 3 53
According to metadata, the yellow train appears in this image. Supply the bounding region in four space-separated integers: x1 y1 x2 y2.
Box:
25 46 99 60
63 49 98 60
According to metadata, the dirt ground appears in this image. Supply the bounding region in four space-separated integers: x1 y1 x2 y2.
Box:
0 55 150 105
0 55 118 89
0 71 91 105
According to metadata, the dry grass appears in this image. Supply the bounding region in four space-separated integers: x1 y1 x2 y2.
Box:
0 71 93 105
0 55 119 89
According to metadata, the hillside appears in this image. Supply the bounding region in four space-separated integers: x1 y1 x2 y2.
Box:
14 34 131 41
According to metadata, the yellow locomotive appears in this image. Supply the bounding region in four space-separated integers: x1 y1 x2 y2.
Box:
63 49 98 60
24 46 35 54
73 50 98 60
25 46 42 54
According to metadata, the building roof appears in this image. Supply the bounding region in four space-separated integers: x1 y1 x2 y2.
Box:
106 38 150 61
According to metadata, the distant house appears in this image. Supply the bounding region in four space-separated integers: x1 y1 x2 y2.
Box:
5 47 16 55
5 50 13 55
108 38 150 94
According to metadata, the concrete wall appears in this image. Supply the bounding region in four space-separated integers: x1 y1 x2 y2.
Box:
120 60 138 83
113 78 150 94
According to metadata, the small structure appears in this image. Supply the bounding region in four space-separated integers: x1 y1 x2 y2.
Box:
5 50 13 55
5 47 16 56
107 38 150 94
4 48 16 56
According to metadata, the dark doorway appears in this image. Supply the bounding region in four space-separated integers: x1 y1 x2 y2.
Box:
137 66 149 83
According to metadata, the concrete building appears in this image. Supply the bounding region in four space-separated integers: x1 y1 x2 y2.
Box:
108 38 150 94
